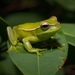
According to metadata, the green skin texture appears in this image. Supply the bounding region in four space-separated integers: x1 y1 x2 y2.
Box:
7 16 61 55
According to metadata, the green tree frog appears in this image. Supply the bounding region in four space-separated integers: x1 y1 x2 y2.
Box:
7 16 61 55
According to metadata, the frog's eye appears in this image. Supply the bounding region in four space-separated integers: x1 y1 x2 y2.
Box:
40 22 50 31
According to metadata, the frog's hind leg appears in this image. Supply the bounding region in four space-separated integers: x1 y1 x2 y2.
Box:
7 26 17 45
7 26 18 52
49 38 67 52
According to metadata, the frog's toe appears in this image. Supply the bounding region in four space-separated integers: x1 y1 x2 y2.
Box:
36 51 42 56
37 48 47 51
57 46 65 52
7 45 19 53
27 49 41 55
36 48 47 55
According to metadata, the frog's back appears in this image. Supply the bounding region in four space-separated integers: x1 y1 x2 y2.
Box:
18 22 40 30
13 22 40 39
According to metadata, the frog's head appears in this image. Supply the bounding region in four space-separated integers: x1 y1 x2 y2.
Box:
36 16 61 40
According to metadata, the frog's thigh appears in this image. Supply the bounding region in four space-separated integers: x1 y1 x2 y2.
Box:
7 26 17 45
22 36 40 52
22 37 42 55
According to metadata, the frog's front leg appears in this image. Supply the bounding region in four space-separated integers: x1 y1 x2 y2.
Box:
7 26 18 52
22 36 45 55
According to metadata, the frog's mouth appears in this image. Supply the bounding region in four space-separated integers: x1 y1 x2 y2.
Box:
49 24 61 32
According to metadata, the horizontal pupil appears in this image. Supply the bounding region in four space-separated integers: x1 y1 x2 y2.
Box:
42 25 49 28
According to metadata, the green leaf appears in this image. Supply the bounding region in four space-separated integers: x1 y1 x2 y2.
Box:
8 31 68 75
0 56 17 75
62 23 75 46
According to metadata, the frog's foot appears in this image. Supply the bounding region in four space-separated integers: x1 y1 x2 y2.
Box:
55 43 67 52
57 46 64 51
50 44 66 52
50 45 64 51
28 48 46 56
57 43 68 51
7 45 19 53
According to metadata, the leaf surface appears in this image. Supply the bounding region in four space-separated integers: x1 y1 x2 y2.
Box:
62 23 75 46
